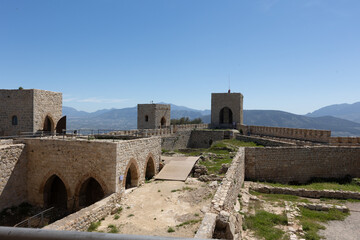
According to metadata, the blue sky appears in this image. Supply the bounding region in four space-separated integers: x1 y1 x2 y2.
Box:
1 0 359 114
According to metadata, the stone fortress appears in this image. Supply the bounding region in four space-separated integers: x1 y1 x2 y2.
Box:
0 88 360 239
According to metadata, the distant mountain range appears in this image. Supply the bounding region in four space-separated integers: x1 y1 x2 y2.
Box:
306 102 360 124
63 103 360 136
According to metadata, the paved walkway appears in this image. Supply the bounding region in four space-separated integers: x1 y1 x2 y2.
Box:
155 156 199 181
319 202 360 240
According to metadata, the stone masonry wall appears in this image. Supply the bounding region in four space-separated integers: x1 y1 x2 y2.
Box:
0 89 34 136
245 147 360 183
33 89 62 133
236 135 295 147
211 92 243 128
44 193 121 231
137 104 171 129
330 137 360 146
161 130 192 150
188 130 232 148
24 138 118 209
115 137 161 191
245 125 331 143
0 144 27 211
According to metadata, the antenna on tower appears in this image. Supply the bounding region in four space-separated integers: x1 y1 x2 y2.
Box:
228 74 231 93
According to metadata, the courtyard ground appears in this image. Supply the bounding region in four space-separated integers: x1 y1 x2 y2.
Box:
96 178 216 238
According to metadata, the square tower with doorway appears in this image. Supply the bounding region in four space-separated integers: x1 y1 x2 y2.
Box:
0 89 64 136
137 104 171 129
211 92 243 128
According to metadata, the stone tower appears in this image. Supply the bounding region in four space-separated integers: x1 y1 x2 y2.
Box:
211 92 243 128
137 104 171 129
0 89 64 136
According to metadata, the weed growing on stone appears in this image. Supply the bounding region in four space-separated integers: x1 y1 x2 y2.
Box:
167 227 175 233
107 224 119 233
87 221 101 232
116 207 123 214
114 214 120 220
244 210 288 240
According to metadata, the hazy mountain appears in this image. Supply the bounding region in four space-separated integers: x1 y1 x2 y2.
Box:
243 110 360 136
306 102 360 123
63 105 360 136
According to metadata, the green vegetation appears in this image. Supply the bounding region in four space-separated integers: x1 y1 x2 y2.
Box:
114 214 120 220
87 221 101 232
116 206 123 214
171 186 194 192
244 210 288 240
251 191 310 203
176 219 202 228
167 227 175 233
127 214 134 217
107 224 119 233
171 117 202 125
298 207 349 240
264 180 360 193
176 139 262 174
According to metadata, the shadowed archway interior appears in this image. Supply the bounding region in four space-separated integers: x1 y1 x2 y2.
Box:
78 177 105 208
125 163 139 189
145 158 155 180
219 107 233 124
43 175 67 209
43 116 53 132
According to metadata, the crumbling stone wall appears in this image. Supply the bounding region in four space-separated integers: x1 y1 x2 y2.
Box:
44 193 121 231
244 125 331 143
0 144 27 211
245 146 360 183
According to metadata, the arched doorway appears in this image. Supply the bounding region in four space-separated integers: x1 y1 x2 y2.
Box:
43 116 53 133
145 157 155 180
56 116 66 134
43 175 68 209
125 162 139 189
160 117 166 127
219 107 233 124
78 177 105 208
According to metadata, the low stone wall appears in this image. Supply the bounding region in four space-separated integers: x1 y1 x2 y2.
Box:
330 137 360 146
0 144 27 211
243 125 331 143
188 130 236 149
44 193 121 231
245 147 360 184
0 139 13 145
250 183 360 200
173 123 209 132
161 130 192 150
195 148 245 239
236 135 295 147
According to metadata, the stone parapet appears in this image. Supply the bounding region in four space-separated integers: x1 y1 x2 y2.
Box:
330 137 360 146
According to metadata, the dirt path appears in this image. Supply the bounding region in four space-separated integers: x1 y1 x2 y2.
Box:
319 202 360 240
98 178 216 238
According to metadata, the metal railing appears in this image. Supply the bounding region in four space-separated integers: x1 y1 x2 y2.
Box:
0 226 209 240
14 207 54 228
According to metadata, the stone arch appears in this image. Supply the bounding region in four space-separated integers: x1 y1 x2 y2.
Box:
42 174 69 209
124 159 140 189
78 177 105 208
43 115 55 133
219 107 233 124
160 117 166 127
144 154 156 180
74 173 108 208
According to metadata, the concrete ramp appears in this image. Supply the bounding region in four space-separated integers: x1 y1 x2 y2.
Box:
155 156 199 181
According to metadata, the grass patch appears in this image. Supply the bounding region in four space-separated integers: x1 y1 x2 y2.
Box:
116 207 123 214
107 224 119 233
298 207 349 240
87 221 101 232
167 227 175 233
244 210 288 240
114 214 120 220
127 214 134 217
251 191 310 203
264 180 360 193
176 219 201 228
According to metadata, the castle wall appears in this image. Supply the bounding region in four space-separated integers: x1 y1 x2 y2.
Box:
161 130 192 150
330 137 360 146
244 125 331 143
245 147 360 183
115 137 161 191
0 90 34 136
33 89 62 133
0 144 27 211
24 139 118 209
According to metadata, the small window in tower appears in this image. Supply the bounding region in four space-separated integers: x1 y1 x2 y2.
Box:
12 116 18 126
145 115 149 122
